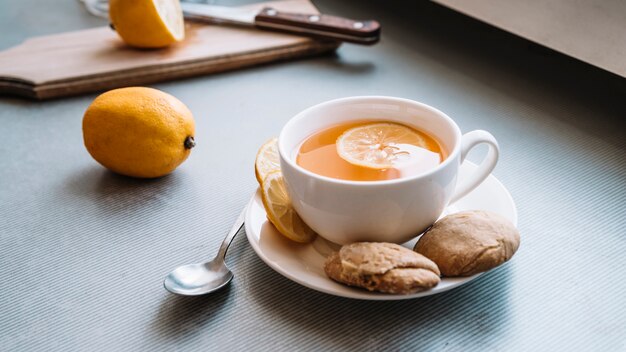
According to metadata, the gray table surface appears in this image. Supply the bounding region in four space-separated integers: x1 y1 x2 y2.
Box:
1 0 625 351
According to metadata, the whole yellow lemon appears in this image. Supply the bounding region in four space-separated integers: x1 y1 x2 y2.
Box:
82 87 195 178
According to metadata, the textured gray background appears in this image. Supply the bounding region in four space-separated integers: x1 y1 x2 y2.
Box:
1 0 625 351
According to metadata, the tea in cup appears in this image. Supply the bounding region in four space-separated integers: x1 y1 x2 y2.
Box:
296 121 446 181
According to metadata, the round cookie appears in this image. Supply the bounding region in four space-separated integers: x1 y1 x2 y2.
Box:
324 242 441 294
414 211 520 277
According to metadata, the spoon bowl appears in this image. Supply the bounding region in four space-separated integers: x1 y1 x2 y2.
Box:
163 260 234 296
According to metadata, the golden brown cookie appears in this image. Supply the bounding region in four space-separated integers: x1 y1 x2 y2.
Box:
324 242 441 294
414 211 520 277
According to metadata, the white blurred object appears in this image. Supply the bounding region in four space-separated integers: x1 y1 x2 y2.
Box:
80 0 109 19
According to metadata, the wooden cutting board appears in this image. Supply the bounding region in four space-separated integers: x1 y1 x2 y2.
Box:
0 0 339 100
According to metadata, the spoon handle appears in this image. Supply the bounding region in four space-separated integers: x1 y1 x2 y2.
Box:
217 207 247 260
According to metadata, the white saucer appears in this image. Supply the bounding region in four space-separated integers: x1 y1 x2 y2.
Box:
244 161 518 300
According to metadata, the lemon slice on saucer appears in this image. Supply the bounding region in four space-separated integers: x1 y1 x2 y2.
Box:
109 0 185 48
261 171 317 243
255 137 280 185
336 123 427 169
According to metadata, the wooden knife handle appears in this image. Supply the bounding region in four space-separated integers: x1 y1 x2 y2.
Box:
254 7 381 45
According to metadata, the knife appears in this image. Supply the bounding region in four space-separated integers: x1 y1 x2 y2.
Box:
181 3 381 45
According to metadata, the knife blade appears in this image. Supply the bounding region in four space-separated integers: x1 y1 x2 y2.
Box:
181 3 380 45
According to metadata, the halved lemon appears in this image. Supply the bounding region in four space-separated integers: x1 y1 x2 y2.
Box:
336 122 427 169
261 171 317 243
255 137 280 185
109 0 185 48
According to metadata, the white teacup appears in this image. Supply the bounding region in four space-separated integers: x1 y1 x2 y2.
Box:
278 96 499 245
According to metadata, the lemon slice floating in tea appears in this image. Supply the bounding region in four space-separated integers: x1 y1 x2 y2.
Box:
261 171 317 243
255 137 280 185
109 0 185 48
336 123 428 170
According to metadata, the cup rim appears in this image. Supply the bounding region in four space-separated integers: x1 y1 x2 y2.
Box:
278 96 462 186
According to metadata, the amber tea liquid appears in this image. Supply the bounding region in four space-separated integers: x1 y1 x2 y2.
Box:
296 121 446 181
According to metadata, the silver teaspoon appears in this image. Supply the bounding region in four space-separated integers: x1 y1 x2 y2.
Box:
163 207 246 295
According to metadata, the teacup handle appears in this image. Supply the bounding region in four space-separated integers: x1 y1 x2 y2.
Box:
449 130 499 204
